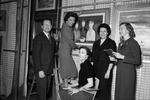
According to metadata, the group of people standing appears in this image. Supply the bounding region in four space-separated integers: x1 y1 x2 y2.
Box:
32 11 142 100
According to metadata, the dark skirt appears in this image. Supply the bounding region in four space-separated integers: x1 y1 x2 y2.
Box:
59 88 93 100
93 61 112 100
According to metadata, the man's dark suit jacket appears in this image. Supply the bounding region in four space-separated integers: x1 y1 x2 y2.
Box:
32 32 56 76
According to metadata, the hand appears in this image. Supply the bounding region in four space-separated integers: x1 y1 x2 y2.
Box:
68 88 79 95
38 71 45 78
113 52 124 59
104 70 110 79
109 56 117 61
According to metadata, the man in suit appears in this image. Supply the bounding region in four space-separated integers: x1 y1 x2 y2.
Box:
32 18 56 100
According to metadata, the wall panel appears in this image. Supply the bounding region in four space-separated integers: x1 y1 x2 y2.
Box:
0 0 29 97
0 2 17 97
19 6 28 88
137 55 150 99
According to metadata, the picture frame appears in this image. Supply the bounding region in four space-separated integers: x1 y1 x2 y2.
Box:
36 0 56 11
115 7 150 51
0 10 6 31
69 9 110 49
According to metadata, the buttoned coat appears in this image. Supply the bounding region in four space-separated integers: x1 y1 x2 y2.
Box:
92 37 117 99
32 32 56 100
115 38 141 100
32 32 56 76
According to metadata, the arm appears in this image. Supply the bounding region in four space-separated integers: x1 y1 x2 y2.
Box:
123 41 141 65
79 78 93 90
114 40 141 65
105 63 113 79
105 40 117 79
32 36 42 73
32 36 45 78
68 78 93 95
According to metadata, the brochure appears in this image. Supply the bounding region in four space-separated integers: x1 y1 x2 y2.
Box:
103 49 114 57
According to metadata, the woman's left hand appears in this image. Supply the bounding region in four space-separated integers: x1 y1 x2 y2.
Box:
68 88 79 95
113 52 124 59
109 56 117 61
104 70 110 79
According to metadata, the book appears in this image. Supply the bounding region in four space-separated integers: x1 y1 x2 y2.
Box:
103 49 114 57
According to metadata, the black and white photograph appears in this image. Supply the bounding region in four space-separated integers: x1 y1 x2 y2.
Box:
36 0 56 11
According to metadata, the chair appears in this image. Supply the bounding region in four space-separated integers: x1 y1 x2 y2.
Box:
27 55 37 100
27 75 37 100
83 77 100 100
91 77 99 100
53 67 61 100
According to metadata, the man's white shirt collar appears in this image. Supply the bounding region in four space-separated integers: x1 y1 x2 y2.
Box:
43 31 49 39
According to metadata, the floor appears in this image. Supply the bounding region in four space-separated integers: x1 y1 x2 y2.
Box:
0 88 57 100
0 94 57 100
0 87 57 100
0 76 98 100
0 86 98 100
0 77 58 100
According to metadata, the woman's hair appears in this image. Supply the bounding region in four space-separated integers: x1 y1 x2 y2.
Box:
97 23 111 37
120 22 136 38
64 12 79 25
79 46 92 60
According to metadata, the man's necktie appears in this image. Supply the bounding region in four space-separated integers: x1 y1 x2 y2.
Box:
48 34 51 44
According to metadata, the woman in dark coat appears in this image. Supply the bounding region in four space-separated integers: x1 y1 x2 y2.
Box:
92 23 117 100
59 12 79 88
111 22 142 100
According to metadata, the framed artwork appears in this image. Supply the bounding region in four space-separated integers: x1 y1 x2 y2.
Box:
69 9 110 49
116 7 150 51
0 10 6 31
36 0 56 11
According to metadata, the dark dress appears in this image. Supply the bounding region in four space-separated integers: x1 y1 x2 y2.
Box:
92 38 117 100
59 23 78 79
59 59 94 100
115 38 141 100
